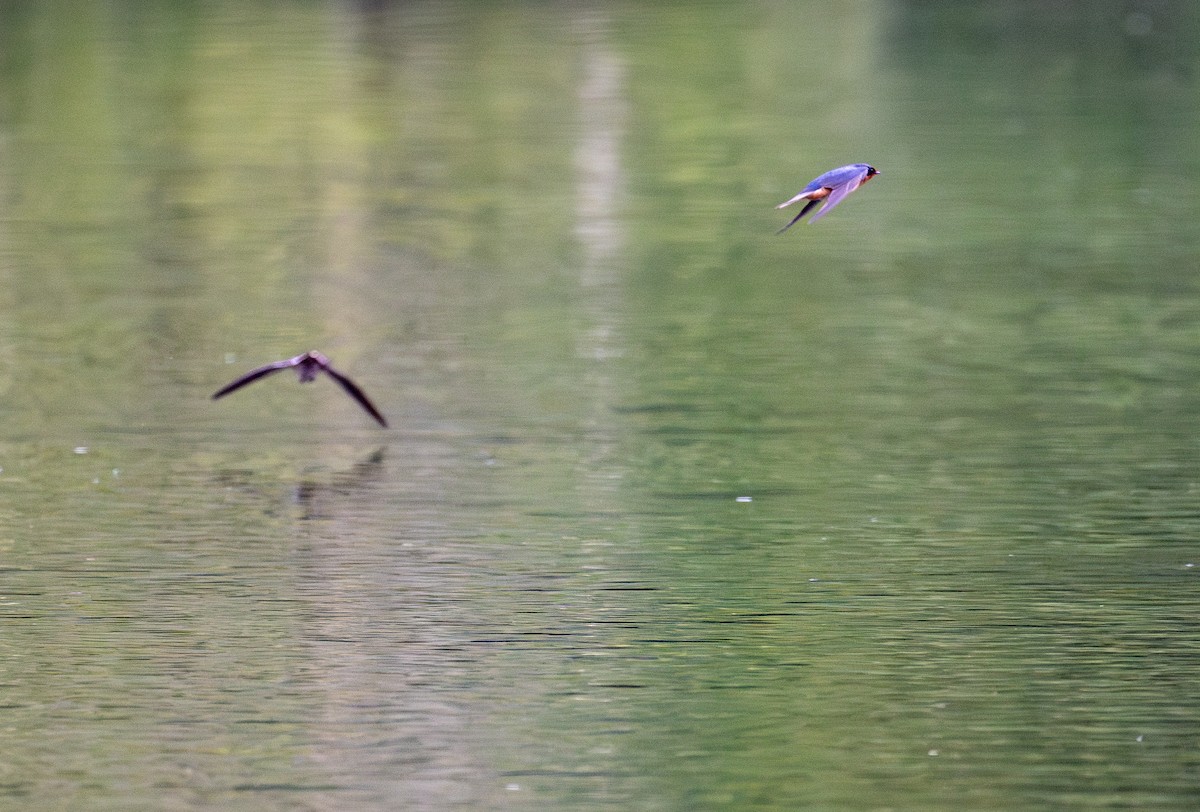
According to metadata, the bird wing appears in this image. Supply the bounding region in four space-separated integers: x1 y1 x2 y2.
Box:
806 173 865 223
211 360 295 399
322 366 389 428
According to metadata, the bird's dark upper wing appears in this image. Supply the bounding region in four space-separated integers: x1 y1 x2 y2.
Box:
322 367 388 427
807 173 866 223
211 361 294 400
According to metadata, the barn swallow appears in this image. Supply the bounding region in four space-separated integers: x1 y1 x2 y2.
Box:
776 163 879 233
212 350 388 427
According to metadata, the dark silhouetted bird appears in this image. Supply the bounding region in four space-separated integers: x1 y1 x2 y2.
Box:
212 350 387 427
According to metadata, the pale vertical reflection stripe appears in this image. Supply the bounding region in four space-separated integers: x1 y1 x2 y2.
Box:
574 16 626 295
572 12 629 511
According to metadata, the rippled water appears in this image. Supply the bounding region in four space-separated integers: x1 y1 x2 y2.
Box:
2 1 1200 809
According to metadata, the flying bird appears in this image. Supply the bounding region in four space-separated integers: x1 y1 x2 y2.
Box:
776 163 879 233
212 350 388 427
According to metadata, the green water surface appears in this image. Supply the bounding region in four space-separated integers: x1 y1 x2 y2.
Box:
1 2 1199 809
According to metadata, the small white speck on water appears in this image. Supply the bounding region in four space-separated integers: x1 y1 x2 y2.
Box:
735 496 752 503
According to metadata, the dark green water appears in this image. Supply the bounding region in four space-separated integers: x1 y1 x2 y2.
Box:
2 1 1199 809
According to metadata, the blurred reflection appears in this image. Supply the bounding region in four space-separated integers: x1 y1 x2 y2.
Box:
293 446 388 520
